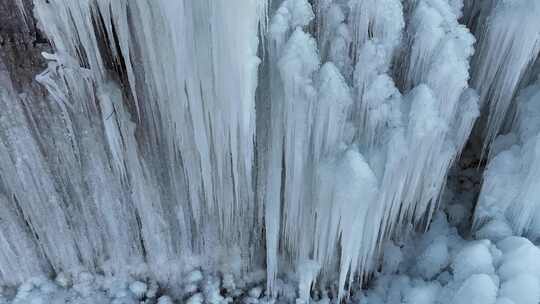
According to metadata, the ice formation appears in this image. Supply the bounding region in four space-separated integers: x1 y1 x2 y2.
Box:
1 0 540 303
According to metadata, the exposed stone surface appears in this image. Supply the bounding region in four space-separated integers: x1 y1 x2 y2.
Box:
0 0 49 92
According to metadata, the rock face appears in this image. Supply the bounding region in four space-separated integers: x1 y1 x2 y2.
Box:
0 0 49 92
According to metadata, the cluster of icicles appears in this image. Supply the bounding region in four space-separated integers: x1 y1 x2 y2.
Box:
0 0 539 301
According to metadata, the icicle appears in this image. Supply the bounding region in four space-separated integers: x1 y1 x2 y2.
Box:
264 0 316 294
313 150 379 302
297 260 321 303
382 0 477 233
278 25 319 277
401 84 449 224
348 0 404 59
310 62 355 291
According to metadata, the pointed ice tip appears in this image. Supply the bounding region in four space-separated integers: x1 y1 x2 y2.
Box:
41 52 57 61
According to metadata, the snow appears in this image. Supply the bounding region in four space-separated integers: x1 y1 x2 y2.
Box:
403 283 440 304
414 238 449 280
499 274 540 304
451 242 495 281
475 219 514 242
453 274 498 304
359 211 540 304
497 237 540 281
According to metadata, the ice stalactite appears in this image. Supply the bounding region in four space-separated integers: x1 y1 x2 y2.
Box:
340 0 478 295
260 0 478 300
314 151 379 301
370 0 478 244
264 1 384 299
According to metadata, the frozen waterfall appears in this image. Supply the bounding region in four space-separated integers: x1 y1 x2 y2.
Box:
1 0 540 302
